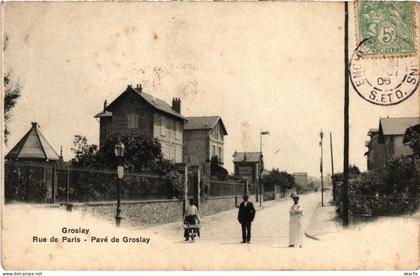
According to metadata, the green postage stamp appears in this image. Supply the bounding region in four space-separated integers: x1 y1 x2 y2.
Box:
356 1 416 57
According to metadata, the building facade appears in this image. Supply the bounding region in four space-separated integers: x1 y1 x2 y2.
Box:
365 117 419 171
95 84 186 163
233 152 261 185
183 116 227 166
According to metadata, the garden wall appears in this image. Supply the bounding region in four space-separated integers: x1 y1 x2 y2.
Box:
200 196 238 216
71 199 184 226
70 196 242 226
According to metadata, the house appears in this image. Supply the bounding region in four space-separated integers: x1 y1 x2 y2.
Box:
95 84 186 163
183 116 228 166
365 117 420 170
232 152 262 185
5 122 60 162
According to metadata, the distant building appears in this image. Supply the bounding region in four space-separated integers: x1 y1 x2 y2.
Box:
183 116 228 166
233 152 262 185
5 122 60 162
365 117 420 170
95 84 186 163
293 172 308 188
325 173 332 187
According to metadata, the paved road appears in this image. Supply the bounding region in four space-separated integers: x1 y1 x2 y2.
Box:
150 192 322 247
4 191 417 270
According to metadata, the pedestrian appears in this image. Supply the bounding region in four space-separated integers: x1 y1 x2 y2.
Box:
184 199 200 241
237 194 256 244
289 194 303 248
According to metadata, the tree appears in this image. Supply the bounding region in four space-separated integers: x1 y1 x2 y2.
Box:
261 169 295 194
71 134 174 174
403 124 420 158
210 156 228 180
71 135 99 167
4 34 22 144
332 164 361 183
382 156 418 196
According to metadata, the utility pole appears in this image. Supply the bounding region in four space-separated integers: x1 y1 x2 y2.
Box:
330 132 335 202
320 130 324 207
343 1 350 227
259 131 270 207
260 133 262 207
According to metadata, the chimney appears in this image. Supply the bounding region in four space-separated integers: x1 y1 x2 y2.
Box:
136 84 143 93
103 100 107 112
172 97 181 114
59 146 63 161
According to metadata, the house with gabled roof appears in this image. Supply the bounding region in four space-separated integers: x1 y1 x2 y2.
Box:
183 116 228 168
5 122 60 162
95 84 186 163
232 151 262 185
365 117 420 170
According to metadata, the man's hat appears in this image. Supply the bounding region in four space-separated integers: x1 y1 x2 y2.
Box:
291 193 299 199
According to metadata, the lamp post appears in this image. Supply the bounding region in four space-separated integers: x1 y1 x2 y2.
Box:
320 130 324 207
259 131 270 207
114 140 125 227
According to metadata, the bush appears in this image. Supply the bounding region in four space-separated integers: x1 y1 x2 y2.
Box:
348 156 419 215
382 156 418 196
350 170 385 196
166 170 184 199
210 156 229 180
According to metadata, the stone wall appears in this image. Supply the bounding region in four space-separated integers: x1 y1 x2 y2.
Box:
71 199 184 227
200 196 238 216
70 196 252 227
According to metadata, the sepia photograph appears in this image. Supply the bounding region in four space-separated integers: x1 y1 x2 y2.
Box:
1 1 419 272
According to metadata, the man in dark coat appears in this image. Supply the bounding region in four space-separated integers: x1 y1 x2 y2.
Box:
238 194 256 243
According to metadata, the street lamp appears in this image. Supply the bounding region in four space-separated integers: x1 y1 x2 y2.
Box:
259 131 270 207
114 140 125 227
319 130 324 207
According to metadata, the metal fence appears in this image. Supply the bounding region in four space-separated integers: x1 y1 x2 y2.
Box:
5 161 171 203
5 161 53 203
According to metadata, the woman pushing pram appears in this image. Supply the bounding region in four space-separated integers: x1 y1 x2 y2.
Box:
184 199 201 241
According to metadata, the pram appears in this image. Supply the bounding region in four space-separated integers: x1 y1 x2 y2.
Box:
183 216 201 242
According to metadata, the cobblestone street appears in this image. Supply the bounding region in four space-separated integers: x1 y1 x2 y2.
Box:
3 192 418 270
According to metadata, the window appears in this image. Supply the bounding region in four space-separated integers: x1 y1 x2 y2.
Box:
175 121 181 139
214 124 219 139
127 114 138 129
171 120 176 137
212 145 216 157
218 146 222 160
160 115 167 136
172 146 177 162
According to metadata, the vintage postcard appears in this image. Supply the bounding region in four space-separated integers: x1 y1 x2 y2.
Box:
1 1 419 272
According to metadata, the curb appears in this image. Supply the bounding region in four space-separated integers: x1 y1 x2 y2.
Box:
304 202 322 241
304 231 320 241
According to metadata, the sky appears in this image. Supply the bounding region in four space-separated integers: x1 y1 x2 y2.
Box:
3 2 419 176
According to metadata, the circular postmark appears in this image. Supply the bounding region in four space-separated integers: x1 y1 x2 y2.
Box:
350 41 419 106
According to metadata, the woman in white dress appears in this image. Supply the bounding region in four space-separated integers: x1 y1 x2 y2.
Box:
289 194 303 247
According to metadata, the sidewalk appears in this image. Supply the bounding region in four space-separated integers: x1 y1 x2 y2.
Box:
305 194 342 241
